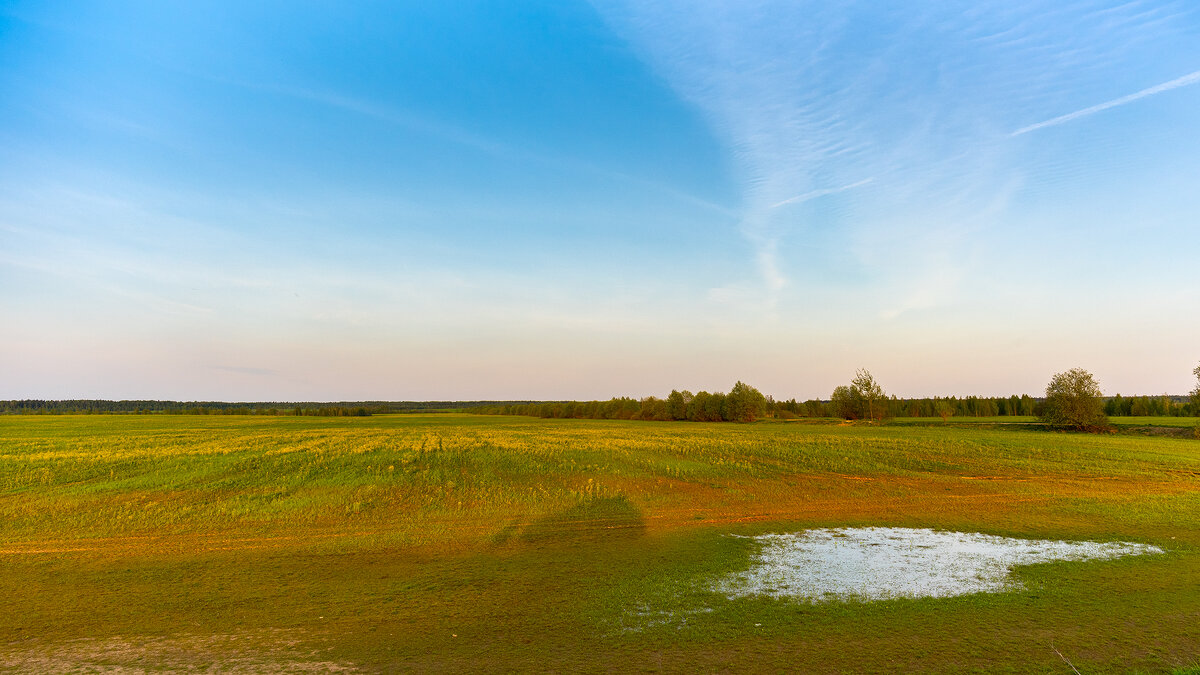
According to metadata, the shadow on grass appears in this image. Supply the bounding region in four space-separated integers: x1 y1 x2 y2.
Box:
492 496 646 547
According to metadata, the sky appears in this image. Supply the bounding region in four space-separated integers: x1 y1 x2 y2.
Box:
2 0 1199 401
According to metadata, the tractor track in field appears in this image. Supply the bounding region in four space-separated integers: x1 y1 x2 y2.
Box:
0 493 1075 556
3 471 1193 557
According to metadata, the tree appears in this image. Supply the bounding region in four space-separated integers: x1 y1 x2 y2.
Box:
830 385 858 420
726 381 767 422
1191 364 1200 416
704 392 726 422
639 396 670 421
852 369 887 421
935 399 955 422
1130 396 1150 417
1105 393 1123 417
666 390 688 420
1040 368 1108 431
831 369 889 421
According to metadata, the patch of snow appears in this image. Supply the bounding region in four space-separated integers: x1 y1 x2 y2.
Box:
717 527 1163 602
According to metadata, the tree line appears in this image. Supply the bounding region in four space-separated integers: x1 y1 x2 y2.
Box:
7 364 1199 423
472 366 1200 424
8 392 1197 419
0 400 534 415
469 389 1047 422
470 382 772 423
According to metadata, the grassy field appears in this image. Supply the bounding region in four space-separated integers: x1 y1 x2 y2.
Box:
2 413 1199 672
893 415 1200 428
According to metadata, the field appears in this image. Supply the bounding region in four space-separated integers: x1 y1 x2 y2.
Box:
3 413 1200 672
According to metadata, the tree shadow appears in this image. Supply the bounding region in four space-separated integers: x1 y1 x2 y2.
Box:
515 495 646 546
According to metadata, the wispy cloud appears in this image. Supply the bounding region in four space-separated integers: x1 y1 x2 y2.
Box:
257 83 513 157
771 178 874 210
594 1 1199 313
594 3 1014 302
1012 69 1200 136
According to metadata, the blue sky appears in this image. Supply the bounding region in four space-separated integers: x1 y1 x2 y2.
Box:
2 1 1198 401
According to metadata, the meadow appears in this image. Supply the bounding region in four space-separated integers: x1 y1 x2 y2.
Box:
2 413 1199 672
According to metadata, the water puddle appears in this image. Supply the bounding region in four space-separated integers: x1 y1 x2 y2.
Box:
717 527 1163 602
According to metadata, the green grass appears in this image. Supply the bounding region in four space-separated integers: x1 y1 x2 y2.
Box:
1113 416 1200 428
892 414 1200 427
2 414 1199 672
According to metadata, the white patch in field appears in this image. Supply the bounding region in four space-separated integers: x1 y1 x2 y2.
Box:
717 527 1162 602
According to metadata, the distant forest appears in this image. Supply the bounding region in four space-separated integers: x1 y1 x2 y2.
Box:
3 393 1195 419
0 400 534 416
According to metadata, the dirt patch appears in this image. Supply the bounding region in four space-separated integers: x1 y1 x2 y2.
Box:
0 629 359 674
1121 426 1196 439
